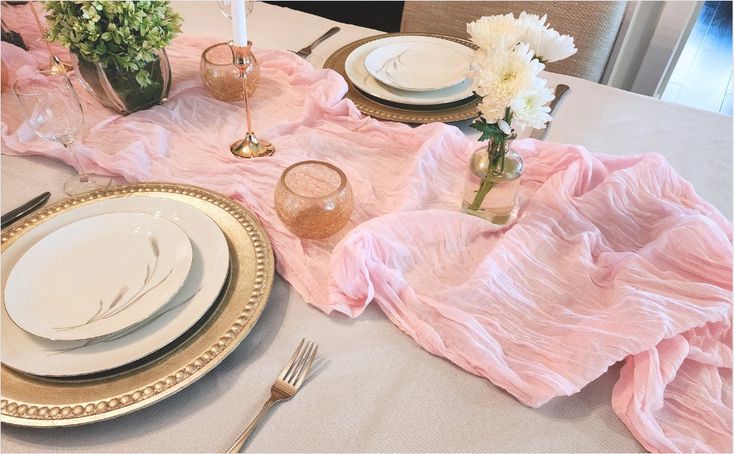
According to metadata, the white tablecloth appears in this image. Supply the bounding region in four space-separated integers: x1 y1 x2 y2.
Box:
2 2 731 452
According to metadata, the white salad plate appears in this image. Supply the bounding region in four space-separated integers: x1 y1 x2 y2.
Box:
345 35 475 106
5 212 194 342
1 197 230 377
364 41 469 91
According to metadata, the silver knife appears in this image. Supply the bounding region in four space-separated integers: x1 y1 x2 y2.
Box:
1 192 51 229
530 84 570 140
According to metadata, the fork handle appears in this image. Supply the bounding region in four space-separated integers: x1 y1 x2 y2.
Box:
226 399 276 453
305 26 340 52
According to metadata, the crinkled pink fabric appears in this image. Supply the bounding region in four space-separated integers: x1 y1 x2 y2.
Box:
329 144 732 453
2 6 731 452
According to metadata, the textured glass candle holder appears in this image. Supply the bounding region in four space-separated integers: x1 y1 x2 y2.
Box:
200 42 260 102
274 161 354 240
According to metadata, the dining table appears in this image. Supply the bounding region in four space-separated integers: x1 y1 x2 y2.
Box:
1 2 731 452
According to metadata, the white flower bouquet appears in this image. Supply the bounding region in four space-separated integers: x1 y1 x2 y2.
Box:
463 12 576 219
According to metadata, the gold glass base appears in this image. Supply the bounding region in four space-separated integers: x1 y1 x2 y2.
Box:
230 132 275 158
46 56 73 76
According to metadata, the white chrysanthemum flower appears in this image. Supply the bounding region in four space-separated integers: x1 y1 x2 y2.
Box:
471 43 544 123
523 26 577 63
477 98 506 124
517 11 548 33
511 78 555 130
467 13 524 51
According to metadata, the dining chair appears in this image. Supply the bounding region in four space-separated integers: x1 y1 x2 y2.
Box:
400 1 628 82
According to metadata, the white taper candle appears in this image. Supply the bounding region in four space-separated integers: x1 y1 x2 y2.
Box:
230 0 248 46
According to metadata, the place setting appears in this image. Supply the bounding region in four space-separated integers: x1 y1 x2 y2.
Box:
324 33 480 123
1 182 275 426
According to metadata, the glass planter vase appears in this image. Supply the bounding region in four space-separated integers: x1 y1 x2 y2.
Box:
462 137 523 225
72 49 172 115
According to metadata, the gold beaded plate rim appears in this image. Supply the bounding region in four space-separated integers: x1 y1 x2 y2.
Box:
0 183 275 427
323 33 480 124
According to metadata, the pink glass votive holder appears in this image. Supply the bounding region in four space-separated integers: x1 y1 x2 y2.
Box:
200 42 260 102
274 161 354 240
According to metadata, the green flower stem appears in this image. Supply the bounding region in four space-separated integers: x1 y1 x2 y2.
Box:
469 136 505 211
468 108 514 211
490 135 506 176
468 174 496 211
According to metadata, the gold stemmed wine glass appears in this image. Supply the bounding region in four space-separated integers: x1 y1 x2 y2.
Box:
217 0 255 18
27 1 73 75
12 73 111 195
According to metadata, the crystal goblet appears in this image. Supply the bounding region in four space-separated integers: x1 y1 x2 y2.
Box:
217 0 255 18
12 73 111 195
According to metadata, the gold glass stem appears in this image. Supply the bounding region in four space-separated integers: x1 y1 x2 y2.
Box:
227 42 275 158
241 74 253 133
28 1 55 56
29 1 69 75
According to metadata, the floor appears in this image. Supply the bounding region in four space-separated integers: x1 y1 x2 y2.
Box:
662 1 732 114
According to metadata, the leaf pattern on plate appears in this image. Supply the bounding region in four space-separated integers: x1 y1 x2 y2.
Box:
150 237 160 258
45 284 203 355
53 235 174 331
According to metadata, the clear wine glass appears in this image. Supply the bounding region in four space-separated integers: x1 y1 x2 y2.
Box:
217 0 255 19
12 73 111 195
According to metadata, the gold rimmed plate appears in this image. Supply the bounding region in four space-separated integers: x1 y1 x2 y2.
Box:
352 36 473 103
2 197 230 377
324 33 479 124
4 212 194 342
0 183 275 427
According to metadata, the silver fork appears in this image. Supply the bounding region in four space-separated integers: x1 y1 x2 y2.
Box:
291 26 340 58
227 339 319 453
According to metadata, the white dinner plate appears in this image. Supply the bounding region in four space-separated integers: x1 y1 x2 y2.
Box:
1 197 230 376
364 41 469 91
345 35 475 106
5 212 193 341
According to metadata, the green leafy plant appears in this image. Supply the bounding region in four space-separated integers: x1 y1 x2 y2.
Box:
45 0 182 87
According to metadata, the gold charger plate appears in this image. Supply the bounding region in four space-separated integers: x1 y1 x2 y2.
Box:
1 183 275 427
323 33 479 124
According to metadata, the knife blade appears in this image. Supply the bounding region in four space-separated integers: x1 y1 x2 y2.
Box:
1 192 51 229
530 83 570 141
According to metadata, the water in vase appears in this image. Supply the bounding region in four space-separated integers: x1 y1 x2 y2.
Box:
462 176 520 224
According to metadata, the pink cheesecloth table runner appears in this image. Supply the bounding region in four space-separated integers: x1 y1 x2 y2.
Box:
2 11 731 452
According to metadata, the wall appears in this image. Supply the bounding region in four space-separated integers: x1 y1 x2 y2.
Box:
606 1 700 96
632 1 700 96
265 1 405 32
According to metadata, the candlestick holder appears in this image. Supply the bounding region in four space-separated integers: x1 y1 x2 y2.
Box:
229 41 274 159
28 1 72 75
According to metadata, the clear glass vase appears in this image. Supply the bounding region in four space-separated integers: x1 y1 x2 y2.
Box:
72 48 171 115
462 137 523 225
